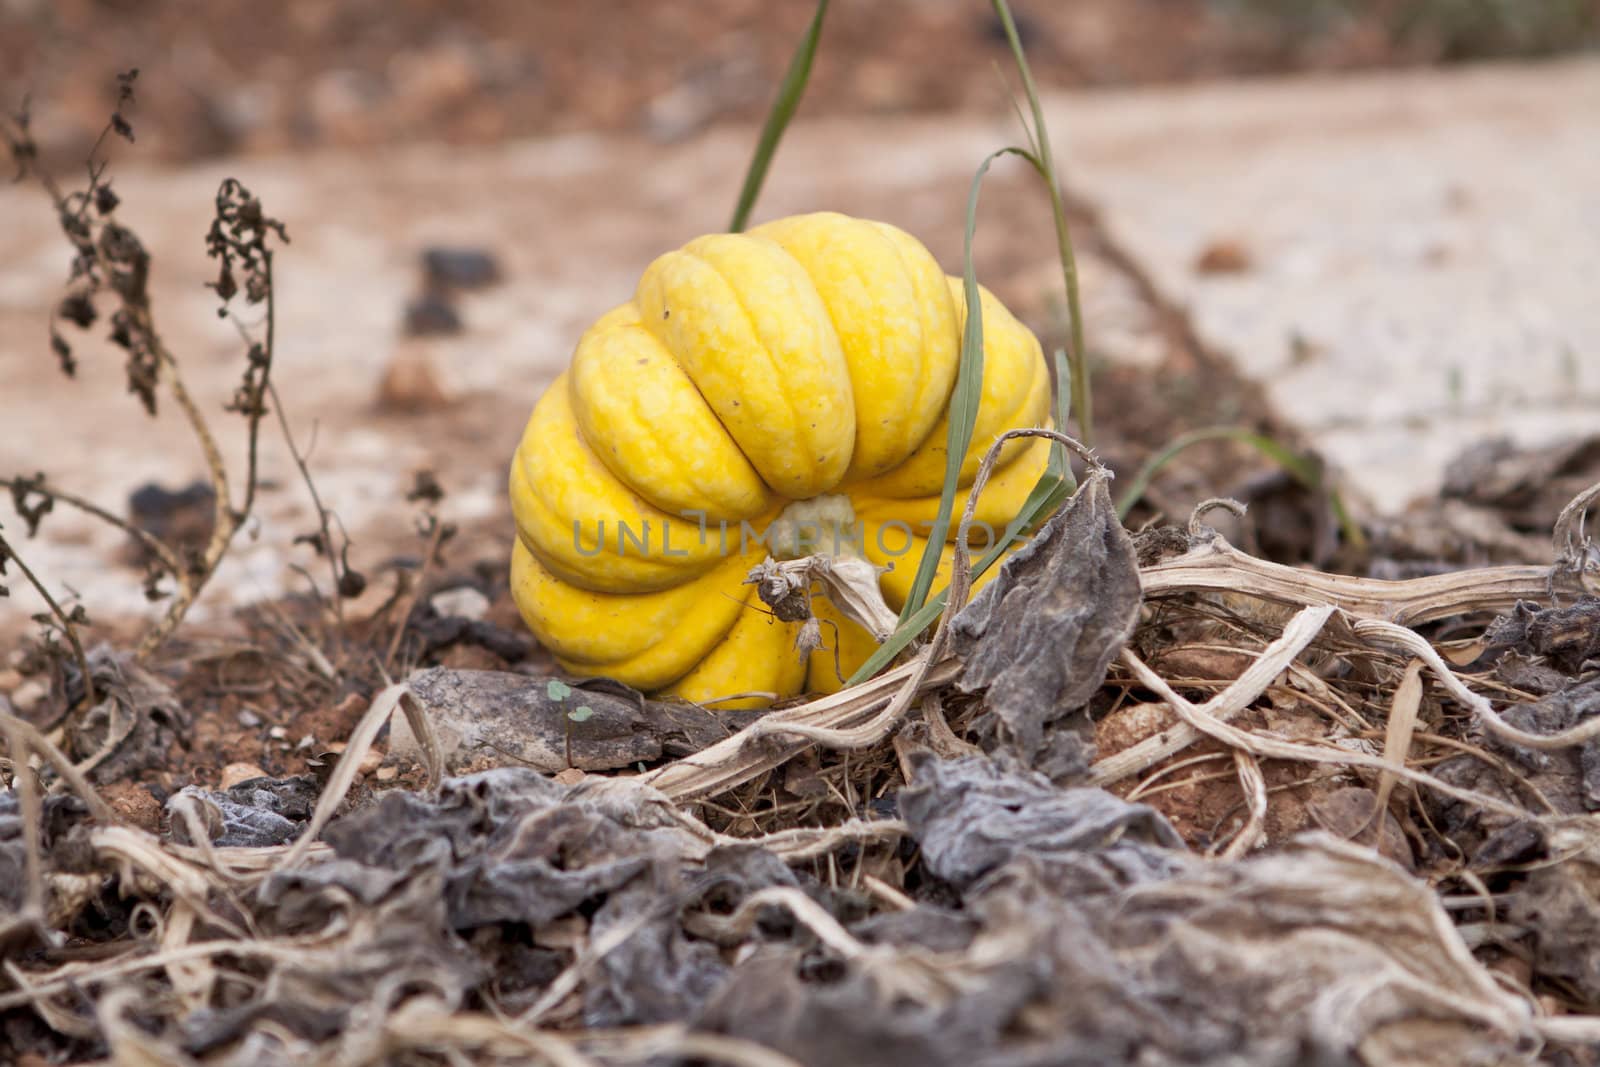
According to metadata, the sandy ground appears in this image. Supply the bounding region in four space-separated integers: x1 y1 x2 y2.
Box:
1050 58 1600 511
0 106 1166 639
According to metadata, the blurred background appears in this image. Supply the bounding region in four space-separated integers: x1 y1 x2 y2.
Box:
5 0 1599 164
2 0 1598 642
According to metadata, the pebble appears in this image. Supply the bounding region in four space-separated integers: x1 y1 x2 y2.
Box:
376 347 451 413
267 725 288 740
220 762 268 790
403 293 463 337
237 708 264 728
422 247 503 290
11 678 48 713
430 585 490 621
374 766 398 782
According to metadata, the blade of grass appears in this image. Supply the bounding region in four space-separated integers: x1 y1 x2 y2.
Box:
1046 346 1077 496
1114 425 1366 549
727 0 830 233
896 146 1030 623
846 457 1076 685
992 0 1093 448
856 191 1083 681
1116 427 1314 521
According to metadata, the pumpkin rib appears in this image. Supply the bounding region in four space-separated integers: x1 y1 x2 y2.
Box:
683 240 854 497
865 220 961 460
569 308 771 521
751 213 950 481
638 240 854 499
511 538 757 691
662 597 807 710
752 232 886 474
511 378 723 593
679 244 814 484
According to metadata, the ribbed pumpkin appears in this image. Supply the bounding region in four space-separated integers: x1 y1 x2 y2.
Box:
510 212 1050 707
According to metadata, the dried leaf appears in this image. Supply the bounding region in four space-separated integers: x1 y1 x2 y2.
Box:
950 471 1141 766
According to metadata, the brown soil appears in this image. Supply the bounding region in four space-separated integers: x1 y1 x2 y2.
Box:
8 0 1594 167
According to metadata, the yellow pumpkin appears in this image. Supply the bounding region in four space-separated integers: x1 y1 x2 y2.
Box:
509 212 1050 708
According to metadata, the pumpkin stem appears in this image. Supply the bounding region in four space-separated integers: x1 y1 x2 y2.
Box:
747 493 899 660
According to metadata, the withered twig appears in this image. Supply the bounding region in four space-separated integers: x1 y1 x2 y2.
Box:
0 718 47 939
1142 535 1577 626
268 381 344 626
0 531 95 709
383 516 450 675
0 477 179 576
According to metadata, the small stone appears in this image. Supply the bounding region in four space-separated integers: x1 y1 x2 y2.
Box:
97 780 163 834
236 708 263 728
403 292 463 337
422 247 502 290
436 643 507 671
220 761 268 790
267 725 288 740
11 678 49 713
295 734 315 752
128 480 215 561
1193 238 1253 275
376 347 451 413
374 766 399 782
358 747 385 776
429 585 490 621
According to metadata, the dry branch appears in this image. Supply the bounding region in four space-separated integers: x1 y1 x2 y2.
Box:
1142 534 1580 625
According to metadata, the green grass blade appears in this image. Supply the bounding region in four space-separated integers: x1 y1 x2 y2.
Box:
846 458 1073 684
1115 427 1304 520
1114 425 1366 549
896 146 1030 623
1045 346 1077 495
727 0 830 233
854 152 1090 678
992 0 1094 448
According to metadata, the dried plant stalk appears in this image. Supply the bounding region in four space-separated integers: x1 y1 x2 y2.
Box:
1142 535 1577 625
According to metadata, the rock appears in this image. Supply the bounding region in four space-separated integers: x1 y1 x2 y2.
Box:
403 292 464 337
1192 238 1252 275
376 348 450 413
10 678 48 713
422 247 503 290
98 780 163 834
395 667 663 773
429 585 490 621
220 761 269 790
